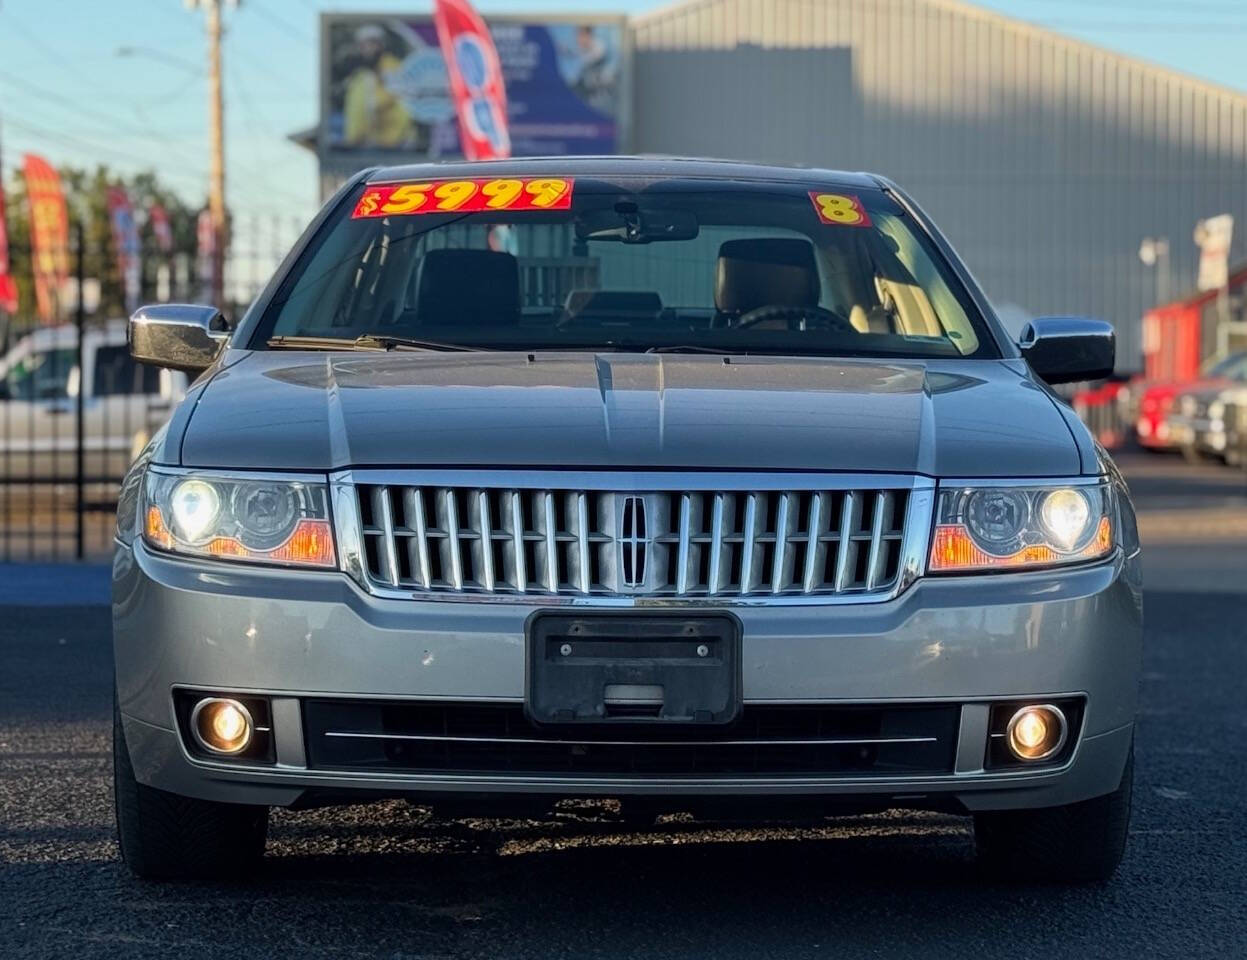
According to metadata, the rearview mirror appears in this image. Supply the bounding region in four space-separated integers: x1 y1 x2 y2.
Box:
129 304 230 374
575 207 700 244
1019 316 1115 385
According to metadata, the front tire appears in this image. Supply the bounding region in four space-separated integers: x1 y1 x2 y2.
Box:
114 697 268 881
974 748 1133 884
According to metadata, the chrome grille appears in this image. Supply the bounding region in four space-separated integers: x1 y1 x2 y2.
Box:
347 476 919 600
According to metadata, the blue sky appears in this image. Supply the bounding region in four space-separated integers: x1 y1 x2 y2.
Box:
2 0 1246 220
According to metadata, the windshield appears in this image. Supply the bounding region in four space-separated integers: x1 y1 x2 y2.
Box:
2 347 76 400
256 179 997 359
1203 352 1247 379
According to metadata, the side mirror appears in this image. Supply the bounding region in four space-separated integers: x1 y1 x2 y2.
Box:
1019 316 1115 385
129 304 231 375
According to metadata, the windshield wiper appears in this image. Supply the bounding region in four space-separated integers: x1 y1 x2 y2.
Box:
266 334 478 353
643 344 739 355
352 334 479 352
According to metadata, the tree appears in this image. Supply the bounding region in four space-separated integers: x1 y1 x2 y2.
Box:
1 164 199 330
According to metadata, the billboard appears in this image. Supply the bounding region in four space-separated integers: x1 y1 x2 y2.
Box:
321 13 627 158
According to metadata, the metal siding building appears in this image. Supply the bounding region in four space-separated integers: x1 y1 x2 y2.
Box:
629 0 1247 367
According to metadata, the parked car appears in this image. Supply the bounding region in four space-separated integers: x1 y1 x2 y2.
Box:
0 321 187 491
1226 386 1247 470
112 158 1141 885
1170 381 1247 466
1135 350 1247 450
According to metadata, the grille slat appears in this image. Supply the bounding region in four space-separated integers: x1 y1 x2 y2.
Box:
374 486 400 587
866 491 893 591
676 493 693 595
770 491 795 594
708 493 729 595
504 491 526 594
405 488 432 589
354 482 911 598
834 491 861 593
803 492 829 594
539 491 558 592
473 490 495 592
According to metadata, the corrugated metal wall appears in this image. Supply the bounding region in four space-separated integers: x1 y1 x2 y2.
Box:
631 0 1247 368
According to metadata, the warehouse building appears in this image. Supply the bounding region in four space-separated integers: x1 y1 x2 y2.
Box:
301 0 1247 369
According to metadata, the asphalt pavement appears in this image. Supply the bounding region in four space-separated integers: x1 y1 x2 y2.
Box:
1 451 1244 959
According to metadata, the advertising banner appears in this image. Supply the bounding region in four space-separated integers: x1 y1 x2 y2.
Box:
149 202 174 254
0 172 16 315
107 186 142 313
323 14 624 158
433 0 509 161
23 154 70 324
196 209 216 304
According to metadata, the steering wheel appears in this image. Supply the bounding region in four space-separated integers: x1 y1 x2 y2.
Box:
735 304 854 332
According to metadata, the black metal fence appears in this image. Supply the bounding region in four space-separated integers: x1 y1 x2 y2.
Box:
0 214 305 562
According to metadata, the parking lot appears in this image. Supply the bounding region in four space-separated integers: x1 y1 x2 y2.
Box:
0 450 1242 960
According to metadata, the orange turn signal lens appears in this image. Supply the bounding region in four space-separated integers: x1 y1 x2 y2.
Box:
929 516 1111 573
203 518 336 567
145 505 173 549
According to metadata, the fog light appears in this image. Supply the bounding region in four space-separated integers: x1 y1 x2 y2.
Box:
1005 704 1067 762
191 698 253 755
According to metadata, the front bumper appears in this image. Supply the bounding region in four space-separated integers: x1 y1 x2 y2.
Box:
113 540 1143 812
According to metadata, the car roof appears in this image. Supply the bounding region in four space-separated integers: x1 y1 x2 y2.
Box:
367 155 884 190
4 320 128 353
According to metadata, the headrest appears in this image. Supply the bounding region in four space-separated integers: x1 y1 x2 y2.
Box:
411 249 520 327
714 238 820 314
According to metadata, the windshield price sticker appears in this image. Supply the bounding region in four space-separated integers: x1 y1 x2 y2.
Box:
352 178 575 219
809 192 872 227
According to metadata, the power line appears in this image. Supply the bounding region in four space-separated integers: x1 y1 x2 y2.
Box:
225 57 318 208
246 0 315 45
2 116 206 188
0 8 96 86
0 70 208 173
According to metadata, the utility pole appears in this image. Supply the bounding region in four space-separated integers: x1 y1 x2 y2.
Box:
187 0 234 306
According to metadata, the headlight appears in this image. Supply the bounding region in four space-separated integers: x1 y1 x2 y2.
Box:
143 470 336 568
929 481 1113 573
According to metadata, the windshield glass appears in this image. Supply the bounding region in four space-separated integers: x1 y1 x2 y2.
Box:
257 179 996 359
2 347 76 400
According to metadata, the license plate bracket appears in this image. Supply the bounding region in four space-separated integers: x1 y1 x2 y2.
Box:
526 612 741 726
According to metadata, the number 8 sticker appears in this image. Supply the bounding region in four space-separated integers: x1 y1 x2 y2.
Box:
809 192 871 227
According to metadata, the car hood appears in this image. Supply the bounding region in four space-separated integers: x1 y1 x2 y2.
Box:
177 351 1084 477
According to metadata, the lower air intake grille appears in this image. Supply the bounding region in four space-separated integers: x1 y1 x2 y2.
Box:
303 700 959 778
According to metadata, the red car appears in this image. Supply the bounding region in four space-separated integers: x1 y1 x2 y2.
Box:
1136 351 1247 449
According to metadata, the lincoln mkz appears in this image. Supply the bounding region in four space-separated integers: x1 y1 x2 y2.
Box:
112 158 1141 883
